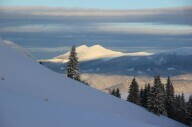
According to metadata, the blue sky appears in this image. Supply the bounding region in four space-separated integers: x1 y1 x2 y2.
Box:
1 0 192 9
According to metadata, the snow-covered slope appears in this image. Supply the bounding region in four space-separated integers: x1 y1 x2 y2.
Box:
0 41 185 127
40 44 152 63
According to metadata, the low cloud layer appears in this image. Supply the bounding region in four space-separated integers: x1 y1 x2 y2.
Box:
0 6 192 25
0 6 191 34
1 23 191 36
0 6 192 58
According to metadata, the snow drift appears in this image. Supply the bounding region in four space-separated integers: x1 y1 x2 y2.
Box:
0 40 185 127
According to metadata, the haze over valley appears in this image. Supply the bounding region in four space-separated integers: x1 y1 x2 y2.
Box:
39 44 192 96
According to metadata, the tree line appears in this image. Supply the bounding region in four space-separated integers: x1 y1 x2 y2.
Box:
111 76 192 126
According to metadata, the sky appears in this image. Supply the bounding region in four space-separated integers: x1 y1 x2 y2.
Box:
0 1 192 59
1 0 192 9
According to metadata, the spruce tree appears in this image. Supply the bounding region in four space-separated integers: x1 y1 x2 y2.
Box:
174 93 188 125
116 88 121 98
67 45 80 81
127 77 140 105
187 95 192 126
141 84 151 108
110 89 121 98
147 76 167 116
165 76 175 118
140 88 144 106
111 89 116 96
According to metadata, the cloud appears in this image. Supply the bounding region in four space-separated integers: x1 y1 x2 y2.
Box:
0 22 191 36
0 23 97 33
0 6 191 45
0 24 69 32
0 6 192 25
0 6 192 52
0 6 191 16
28 46 70 53
95 23 192 35
0 6 191 35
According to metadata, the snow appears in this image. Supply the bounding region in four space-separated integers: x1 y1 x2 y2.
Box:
0 40 186 127
40 44 152 63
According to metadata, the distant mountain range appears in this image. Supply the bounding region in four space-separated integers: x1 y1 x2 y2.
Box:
39 45 192 76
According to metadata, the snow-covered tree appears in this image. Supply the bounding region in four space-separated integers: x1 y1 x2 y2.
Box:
140 84 151 108
140 88 144 105
165 76 175 118
147 76 167 116
187 95 192 126
174 93 189 125
127 77 140 105
67 45 80 81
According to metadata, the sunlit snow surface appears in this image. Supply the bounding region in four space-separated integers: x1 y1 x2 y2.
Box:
40 44 152 63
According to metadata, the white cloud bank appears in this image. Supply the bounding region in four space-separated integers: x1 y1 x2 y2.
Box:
0 6 191 17
28 46 70 53
95 23 192 35
1 23 191 35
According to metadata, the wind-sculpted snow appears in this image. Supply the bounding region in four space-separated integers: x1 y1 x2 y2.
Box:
0 40 185 127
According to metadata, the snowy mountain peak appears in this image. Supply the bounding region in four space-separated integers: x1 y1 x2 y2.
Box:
89 44 105 49
76 44 89 50
41 44 125 63
39 44 153 63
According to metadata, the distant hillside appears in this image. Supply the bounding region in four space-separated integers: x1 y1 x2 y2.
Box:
39 45 192 76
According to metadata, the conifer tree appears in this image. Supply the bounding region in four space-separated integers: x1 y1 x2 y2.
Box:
116 88 121 98
141 84 151 108
140 88 144 106
180 93 186 106
174 93 188 124
147 76 167 115
165 76 175 118
127 77 140 105
111 89 115 96
187 95 192 126
67 45 80 81
111 89 121 98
